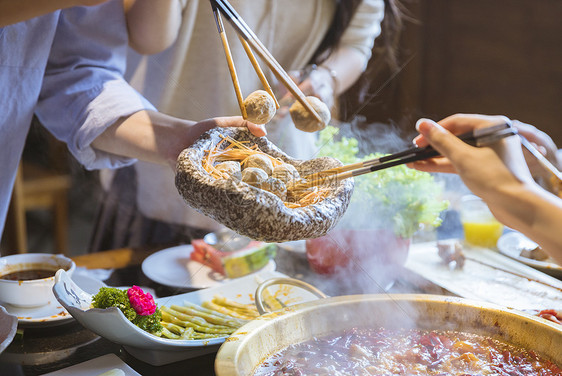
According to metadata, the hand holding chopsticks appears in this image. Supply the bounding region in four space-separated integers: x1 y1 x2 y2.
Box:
210 0 321 124
291 122 518 191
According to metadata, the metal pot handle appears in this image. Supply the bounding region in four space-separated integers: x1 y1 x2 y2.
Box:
255 277 327 315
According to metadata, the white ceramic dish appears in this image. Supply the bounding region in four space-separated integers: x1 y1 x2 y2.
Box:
0 273 105 328
497 232 562 278
0 253 75 307
42 353 140 376
141 244 276 289
0 305 17 354
54 269 314 366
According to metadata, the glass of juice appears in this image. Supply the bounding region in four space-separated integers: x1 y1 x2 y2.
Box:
460 195 504 248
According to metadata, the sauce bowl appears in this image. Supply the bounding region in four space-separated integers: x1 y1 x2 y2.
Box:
0 253 75 307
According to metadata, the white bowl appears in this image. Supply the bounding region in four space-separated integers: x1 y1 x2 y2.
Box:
0 253 75 307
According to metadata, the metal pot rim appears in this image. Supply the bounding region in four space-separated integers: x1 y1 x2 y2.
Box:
215 293 562 376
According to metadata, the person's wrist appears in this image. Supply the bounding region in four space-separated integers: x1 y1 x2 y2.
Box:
317 65 339 95
486 179 540 228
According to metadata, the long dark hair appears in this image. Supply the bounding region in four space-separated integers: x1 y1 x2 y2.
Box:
311 0 403 72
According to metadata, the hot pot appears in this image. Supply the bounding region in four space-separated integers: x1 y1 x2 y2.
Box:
215 279 562 376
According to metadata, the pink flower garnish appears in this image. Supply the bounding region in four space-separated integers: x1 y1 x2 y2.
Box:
127 285 156 316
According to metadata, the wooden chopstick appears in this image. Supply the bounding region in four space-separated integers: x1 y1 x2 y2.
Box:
291 149 441 191
292 123 517 191
238 35 279 109
212 0 323 124
212 5 247 119
245 37 322 122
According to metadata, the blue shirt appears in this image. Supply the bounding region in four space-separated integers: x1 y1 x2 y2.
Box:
0 0 154 239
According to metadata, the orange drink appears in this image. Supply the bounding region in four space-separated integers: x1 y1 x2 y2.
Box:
460 195 504 248
462 220 504 248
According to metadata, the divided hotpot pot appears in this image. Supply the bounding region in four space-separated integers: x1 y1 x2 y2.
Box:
215 278 562 376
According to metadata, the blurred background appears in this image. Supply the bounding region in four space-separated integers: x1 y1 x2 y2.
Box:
2 0 562 256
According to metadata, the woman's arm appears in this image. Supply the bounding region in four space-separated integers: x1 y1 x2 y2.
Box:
36 3 266 173
412 115 562 264
0 0 107 27
91 110 266 169
318 46 367 96
283 0 385 109
124 0 183 55
292 47 367 109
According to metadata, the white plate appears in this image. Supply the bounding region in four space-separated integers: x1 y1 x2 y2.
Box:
42 353 140 376
0 273 106 327
54 269 318 366
405 241 562 311
497 232 562 278
0 305 17 354
141 244 276 289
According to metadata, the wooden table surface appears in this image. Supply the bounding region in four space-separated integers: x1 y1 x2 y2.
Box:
72 247 156 269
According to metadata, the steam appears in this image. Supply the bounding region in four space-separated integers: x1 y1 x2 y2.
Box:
303 118 471 297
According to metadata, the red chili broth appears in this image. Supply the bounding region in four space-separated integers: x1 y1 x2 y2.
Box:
254 327 562 376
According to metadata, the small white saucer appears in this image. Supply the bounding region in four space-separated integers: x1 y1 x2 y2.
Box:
42 353 140 376
141 244 276 289
497 232 562 279
0 273 106 328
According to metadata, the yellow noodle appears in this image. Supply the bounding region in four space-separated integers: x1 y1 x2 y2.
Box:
202 135 328 207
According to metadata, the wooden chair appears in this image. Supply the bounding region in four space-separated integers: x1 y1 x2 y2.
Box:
3 161 72 255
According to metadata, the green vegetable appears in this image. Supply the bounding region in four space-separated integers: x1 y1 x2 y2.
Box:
91 287 163 335
222 243 276 278
317 126 448 238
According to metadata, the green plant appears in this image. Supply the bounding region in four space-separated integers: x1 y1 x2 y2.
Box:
317 126 448 238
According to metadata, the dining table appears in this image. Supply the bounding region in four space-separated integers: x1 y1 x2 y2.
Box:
0 241 457 376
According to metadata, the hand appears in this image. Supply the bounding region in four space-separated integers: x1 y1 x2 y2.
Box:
185 116 266 146
277 66 336 116
294 67 336 109
410 114 535 221
411 115 562 264
169 115 267 167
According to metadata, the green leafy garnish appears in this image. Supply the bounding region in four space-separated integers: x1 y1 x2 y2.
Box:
92 287 163 335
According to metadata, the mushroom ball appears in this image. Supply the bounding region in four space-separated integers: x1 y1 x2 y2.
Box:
215 161 242 180
243 90 276 125
289 96 331 132
258 177 287 201
241 167 269 186
242 154 274 176
271 163 300 185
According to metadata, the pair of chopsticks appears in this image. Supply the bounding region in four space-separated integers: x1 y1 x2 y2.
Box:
292 122 518 191
210 0 322 124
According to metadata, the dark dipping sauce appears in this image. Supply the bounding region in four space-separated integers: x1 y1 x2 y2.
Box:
0 269 56 281
254 327 562 376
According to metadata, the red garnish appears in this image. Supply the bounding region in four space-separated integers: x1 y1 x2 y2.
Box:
127 285 156 316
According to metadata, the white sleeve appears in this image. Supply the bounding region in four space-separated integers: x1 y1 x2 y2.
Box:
339 0 386 69
35 1 155 170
